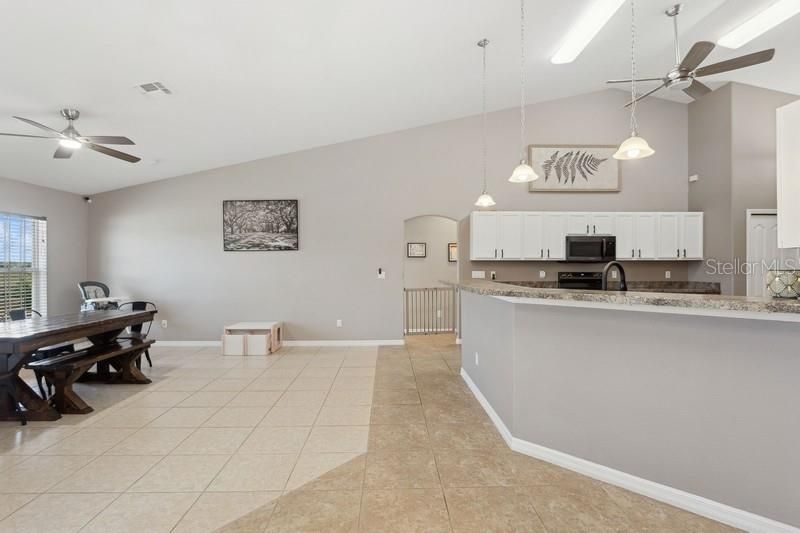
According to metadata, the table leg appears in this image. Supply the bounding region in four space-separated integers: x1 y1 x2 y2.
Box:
0 355 61 422
111 349 152 384
50 367 94 415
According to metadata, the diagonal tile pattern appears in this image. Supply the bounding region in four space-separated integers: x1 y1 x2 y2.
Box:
0 337 741 532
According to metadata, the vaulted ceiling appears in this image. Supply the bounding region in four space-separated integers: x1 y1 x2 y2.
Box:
0 0 797 194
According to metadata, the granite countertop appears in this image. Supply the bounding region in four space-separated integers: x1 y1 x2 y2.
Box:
505 280 721 294
452 279 800 316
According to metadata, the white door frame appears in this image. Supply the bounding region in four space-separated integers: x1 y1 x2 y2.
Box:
745 209 777 297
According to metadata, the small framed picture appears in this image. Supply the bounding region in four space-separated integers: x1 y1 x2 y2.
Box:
448 243 458 262
407 242 426 258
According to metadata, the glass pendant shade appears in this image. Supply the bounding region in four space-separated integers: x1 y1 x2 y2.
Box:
474 192 496 207
613 134 654 160
508 160 539 183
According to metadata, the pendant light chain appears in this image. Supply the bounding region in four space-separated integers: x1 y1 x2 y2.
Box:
519 0 527 161
629 0 640 135
481 39 488 193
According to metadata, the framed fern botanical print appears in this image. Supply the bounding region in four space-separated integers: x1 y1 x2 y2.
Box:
528 145 620 192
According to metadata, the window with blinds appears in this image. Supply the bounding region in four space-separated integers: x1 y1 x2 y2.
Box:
0 212 47 320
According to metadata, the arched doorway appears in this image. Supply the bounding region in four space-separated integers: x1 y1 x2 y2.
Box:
402 215 458 338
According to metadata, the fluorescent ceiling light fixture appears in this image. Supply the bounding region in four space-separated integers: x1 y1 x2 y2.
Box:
718 0 800 49
551 0 627 64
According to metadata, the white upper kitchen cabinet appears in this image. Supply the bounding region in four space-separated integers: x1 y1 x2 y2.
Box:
657 213 682 259
566 213 592 235
521 213 545 259
615 214 636 260
590 213 615 235
544 213 567 260
635 214 658 259
497 212 523 260
470 212 498 260
681 213 704 259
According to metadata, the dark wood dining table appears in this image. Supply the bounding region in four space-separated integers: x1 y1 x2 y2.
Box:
0 310 155 422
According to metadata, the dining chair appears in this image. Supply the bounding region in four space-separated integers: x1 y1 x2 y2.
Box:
117 301 157 368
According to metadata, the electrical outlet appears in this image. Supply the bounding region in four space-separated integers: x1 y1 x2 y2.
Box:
474 352 479 366
490 271 496 280
665 270 671 279
161 320 168 329
539 270 546 279
377 268 386 279
471 271 485 279
336 319 343 328
436 310 442 318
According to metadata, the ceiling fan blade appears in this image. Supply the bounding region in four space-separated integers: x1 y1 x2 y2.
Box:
78 135 135 145
13 116 65 137
53 145 74 159
680 41 715 72
695 49 775 77
683 80 712 100
0 132 55 139
624 83 667 108
606 77 665 84
85 142 141 163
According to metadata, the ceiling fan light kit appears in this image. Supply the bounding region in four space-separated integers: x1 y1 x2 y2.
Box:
508 0 539 184
474 38 496 209
0 108 141 163
718 0 800 49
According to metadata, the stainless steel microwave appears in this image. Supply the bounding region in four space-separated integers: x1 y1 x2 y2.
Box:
565 235 616 262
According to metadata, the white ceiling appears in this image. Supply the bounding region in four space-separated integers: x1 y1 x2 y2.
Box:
0 0 797 195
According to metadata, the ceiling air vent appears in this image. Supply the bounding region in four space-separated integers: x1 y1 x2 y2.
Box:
137 81 172 96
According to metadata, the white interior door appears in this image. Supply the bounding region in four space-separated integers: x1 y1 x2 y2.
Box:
747 213 800 296
497 212 522 259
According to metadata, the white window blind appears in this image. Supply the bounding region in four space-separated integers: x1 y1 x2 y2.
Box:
0 212 47 320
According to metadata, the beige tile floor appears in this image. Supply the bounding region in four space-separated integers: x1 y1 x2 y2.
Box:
0 336 740 532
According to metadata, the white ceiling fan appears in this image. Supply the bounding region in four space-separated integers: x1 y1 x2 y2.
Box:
0 108 140 163
607 3 776 107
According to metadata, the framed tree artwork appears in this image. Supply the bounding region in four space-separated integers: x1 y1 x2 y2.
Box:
528 145 620 192
223 200 299 251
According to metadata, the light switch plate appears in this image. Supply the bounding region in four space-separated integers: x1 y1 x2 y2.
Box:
539 270 546 279
665 270 671 279
471 271 486 279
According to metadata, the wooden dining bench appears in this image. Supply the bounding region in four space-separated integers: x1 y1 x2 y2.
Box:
26 339 154 414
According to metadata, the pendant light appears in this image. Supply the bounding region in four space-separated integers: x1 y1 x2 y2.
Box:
475 39 496 208
508 0 539 183
614 0 655 160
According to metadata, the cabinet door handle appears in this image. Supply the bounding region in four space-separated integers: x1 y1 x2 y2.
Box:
540 249 544 258
683 248 686 258
593 224 596 234
494 249 497 258
547 248 550 258
677 248 680 258
501 249 504 258
631 249 635 258
638 249 641 258
586 224 589 234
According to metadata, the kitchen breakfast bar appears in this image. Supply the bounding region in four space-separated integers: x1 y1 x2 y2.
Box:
456 280 800 531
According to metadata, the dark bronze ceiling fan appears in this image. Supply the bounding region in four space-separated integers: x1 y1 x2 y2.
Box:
0 108 140 163
607 3 775 107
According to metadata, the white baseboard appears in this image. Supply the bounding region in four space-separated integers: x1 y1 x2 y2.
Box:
156 339 404 347
460 368 799 533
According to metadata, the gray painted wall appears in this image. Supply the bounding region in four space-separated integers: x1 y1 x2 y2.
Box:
689 82 799 295
461 292 800 527
87 89 689 340
402 216 457 289
0 176 88 315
